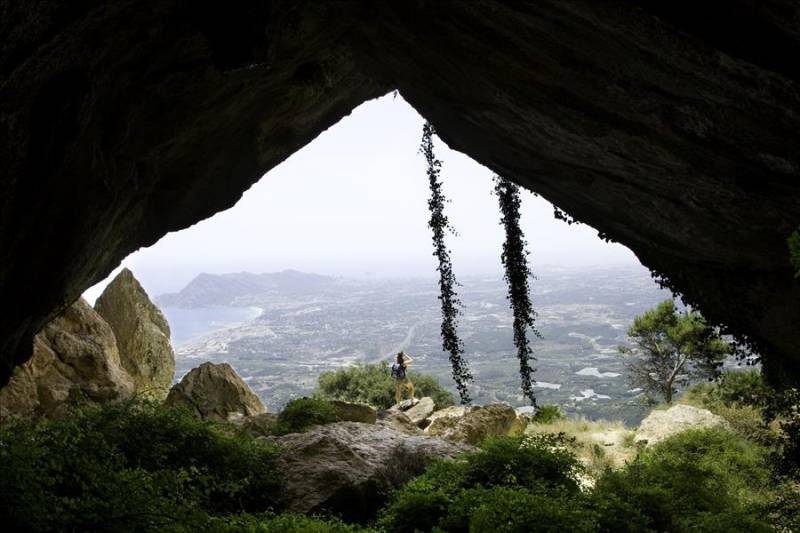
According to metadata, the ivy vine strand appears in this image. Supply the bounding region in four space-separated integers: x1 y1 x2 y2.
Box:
420 121 472 405
494 175 541 406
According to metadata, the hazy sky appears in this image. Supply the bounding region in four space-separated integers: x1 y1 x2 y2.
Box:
85 95 639 302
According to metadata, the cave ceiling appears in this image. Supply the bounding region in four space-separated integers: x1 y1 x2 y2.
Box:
1 1 798 386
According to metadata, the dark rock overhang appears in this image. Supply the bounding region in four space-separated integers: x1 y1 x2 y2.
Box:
1 1 798 387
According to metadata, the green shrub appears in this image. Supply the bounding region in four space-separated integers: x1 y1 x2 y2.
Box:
530 404 565 424
457 487 597 533
767 386 800 478
713 370 770 409
210 512 377 532
592 428 773 532
463 435 582 492
316 362 454 409
275 397 338 435
0 401 285 532
377 435 585 532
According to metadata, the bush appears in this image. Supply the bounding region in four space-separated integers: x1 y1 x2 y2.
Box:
0 401 285 532
377 435 585 532
455 487 598 533
530 404 565 424
713 370 770 409
767 386 800 478
275 397 338 435
592 428 773 532
680 370 776 444
316 362 454 409
463 435 582 492
210 512 378 532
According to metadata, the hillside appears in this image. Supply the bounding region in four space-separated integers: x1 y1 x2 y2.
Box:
157 270 337 308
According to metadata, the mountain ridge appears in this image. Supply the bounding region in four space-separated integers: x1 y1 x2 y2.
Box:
157 270 337 308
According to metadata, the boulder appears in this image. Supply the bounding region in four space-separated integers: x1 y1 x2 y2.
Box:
276 422 474 521
95 269 175 399
0 299 133 420
403 396 435 425
390 396 436 426
330 400 377 424
635 404 730 447
165 362 265 422
241 412 279 437
376 409 423 435
427 404 526 445
423 406 467 432
395 398 419 411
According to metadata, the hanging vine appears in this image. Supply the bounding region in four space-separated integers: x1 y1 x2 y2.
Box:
420 121 472 404
494 175 541 406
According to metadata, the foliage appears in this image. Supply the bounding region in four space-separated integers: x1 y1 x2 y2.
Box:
530 404 565 424
494 175 541 406
713 369 771 408
0 400 284 532
377 435 584 532
618 300 731 404
681 370 777 445
420 121 472 404
592 428 774 532
275 397 338 435
315 362 454 410
209 512 377 532
766 386 800 479
789 226 800 277
446 486 598 533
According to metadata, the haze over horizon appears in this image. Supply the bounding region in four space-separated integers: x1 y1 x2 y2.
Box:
85 94 641 303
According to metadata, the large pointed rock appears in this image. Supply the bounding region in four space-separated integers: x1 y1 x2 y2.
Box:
0 299 133 420
166 362 265 422
95 269 175 399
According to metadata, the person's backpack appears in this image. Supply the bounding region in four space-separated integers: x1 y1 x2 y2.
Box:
391 362 406 380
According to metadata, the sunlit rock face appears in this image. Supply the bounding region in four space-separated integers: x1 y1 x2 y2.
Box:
165 362 265 422
95 268 175 399
0 299 134 421
0 1 798 387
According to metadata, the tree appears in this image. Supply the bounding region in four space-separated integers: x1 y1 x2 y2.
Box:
619 300 731 404
494 175 541 406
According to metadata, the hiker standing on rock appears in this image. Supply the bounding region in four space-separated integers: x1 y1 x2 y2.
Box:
392 351 415 404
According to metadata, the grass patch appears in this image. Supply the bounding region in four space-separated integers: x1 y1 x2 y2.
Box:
525 416 636 474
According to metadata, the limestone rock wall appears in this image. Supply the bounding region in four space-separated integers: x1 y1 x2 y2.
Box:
95 268 175 399
0 298 134 420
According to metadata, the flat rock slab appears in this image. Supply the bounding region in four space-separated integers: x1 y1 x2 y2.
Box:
330 400 377 424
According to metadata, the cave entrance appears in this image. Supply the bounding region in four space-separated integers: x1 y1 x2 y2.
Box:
84 94 666 420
